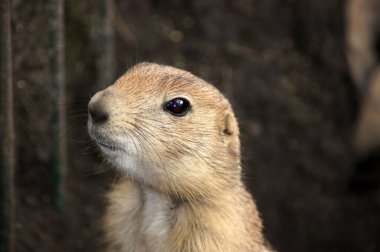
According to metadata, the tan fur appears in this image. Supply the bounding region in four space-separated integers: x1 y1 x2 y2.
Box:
88 63 273 251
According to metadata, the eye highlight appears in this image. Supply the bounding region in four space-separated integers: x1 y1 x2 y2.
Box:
164 97 191 116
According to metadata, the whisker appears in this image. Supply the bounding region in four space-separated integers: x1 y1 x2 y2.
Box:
103 173 120 205
81 167 113 177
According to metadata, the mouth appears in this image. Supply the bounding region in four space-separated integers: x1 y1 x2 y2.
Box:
96 140 117 150
89 128 120 151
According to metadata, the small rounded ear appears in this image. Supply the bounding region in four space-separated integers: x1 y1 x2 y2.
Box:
219 110 240 157
222 112 238 136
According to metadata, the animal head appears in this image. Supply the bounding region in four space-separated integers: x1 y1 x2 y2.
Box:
88 63 241 200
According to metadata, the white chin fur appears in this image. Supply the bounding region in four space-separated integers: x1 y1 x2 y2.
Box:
113 154 141 175
101 135 144 178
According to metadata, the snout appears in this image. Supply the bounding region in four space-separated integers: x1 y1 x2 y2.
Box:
87 89 137 158
88 90 119 151
88 90 109 124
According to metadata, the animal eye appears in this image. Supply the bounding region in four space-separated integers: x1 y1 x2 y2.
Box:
164 97 191 116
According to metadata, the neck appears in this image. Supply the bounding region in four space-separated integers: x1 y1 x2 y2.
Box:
134 156 267 250
139 179 265 251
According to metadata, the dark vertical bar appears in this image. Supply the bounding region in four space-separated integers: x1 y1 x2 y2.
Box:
48 0 66 211
0 0 14 251
98 0 115 88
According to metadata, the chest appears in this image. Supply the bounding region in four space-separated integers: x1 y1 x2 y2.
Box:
140 189 179 250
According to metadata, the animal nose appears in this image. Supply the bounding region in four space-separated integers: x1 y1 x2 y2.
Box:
89 104 108 123
88 91 109 124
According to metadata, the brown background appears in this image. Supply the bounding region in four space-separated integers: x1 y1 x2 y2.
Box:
11 0 380 251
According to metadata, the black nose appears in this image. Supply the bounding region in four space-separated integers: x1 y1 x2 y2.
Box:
89 103 108 124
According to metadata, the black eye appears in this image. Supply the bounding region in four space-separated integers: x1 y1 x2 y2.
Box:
164 97 191 116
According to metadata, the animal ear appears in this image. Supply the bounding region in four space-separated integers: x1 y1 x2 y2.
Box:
219 110 240 157
222 111 237 136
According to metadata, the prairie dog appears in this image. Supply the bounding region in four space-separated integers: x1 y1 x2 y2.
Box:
88 63 273 252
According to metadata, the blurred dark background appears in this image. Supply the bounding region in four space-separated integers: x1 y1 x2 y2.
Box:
8 0 380 251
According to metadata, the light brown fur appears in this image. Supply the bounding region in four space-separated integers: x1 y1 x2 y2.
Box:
88 63 272 252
